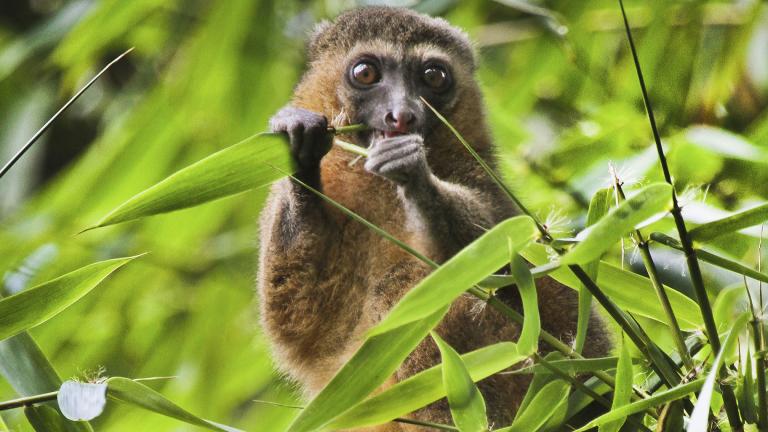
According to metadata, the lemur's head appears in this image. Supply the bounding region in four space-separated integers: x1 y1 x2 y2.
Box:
298 7 479 148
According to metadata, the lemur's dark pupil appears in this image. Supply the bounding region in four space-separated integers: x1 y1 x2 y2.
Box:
352 62 378 84
424 67 447 88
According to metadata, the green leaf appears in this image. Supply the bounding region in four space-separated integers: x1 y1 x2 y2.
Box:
738 348 757 424
574 379 705 432
510 253 540 355
432 333 488 432
521 243 702 330
368 216 538 337
287 308 448 432
689 203 768 242
561 183 673 265
688 313 750 431
599 334 633 432
576 187 613 353
510 357 623 375
329 342 524 429
498 380 571 432
0 256 137 341
84 133 290 230
0 334 92 432
105 377 242 432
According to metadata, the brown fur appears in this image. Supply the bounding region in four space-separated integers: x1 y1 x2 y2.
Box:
257 7 611 430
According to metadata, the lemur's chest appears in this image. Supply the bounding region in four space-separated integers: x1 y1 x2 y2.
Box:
319 147 408 233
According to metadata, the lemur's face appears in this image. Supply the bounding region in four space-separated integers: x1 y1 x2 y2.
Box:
338 42 462 147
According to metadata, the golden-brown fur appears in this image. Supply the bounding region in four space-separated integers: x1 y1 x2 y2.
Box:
257 7 611 430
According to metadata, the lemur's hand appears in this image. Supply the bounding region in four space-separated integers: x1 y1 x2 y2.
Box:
269 107 331 173
364 134 430 187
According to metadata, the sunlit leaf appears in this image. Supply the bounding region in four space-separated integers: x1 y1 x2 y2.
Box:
510 253 539 355
574 379 705 431
329 342 524 429
599 334 633 432
688 313 750 431
105 377 242 432
561 183 672 265
432 333 488 432
287 308 448 432
689 203 768 242
498 380 570 432
0 256 138 341
685 125 768 162
521 243 702 329
84 133 291 230
368 216 538 337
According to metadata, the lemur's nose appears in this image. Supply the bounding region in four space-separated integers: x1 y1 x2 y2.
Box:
385 109 416 133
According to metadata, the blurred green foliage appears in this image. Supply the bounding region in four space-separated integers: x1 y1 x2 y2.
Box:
0 0 766 430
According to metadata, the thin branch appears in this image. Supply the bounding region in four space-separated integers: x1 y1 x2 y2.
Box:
618 1 741 428
0 47 134 179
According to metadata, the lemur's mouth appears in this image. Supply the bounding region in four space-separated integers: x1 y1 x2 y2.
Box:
374 130 408 139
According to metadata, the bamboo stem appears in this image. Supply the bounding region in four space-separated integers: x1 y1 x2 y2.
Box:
0 391 58 411
618 0 742 427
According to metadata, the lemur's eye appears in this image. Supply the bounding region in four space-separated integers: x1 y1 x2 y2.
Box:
351 62 380 85
422 65 450 90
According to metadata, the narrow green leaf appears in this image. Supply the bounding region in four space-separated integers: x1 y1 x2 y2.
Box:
0 256 138 341
656 402 684 432
599 334 633 432
288 308 448 432
105 377 242 432
368 216 537 337
24 405 86 432
574 379 705 432
688 313 750 431
509 357 623 375
329 342 523 429
521 243 702 330
510 253 539 355
561 183 673 265
651 232 768 284
0 334 92 432
497 380 570 432
576 187 613 353
738 348 757 424
689 203 768 242
84 133 291 230
432 333 488 432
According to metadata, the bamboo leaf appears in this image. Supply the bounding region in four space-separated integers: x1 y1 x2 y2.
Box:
84 133 291 231
105 377 242 432
329 342 524 429
599 334 633 432
497 380 570 432
738 348 757 424
688 313 750 431
574 379 705 432
432 333 488 432
368 216 538 337
521 243 702 330
24 405 86 432
561 183 673 265
510 253 540 355
689 203 768 242
287 308 448 432
0 256 138 341
576 187 612 353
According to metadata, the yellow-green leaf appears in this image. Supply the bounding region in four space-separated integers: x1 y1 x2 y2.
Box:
368 216 538 337
106 377 242 432
0 256 138 342
432 333 488 432
561 183 672 265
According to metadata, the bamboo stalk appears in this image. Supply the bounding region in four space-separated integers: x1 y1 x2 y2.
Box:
0 391 58 411
618 0 742 428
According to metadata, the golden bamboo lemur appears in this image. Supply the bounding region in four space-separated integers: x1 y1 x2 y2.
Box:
258 6 611 429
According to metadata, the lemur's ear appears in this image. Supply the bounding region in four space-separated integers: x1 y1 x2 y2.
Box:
307 20 331 61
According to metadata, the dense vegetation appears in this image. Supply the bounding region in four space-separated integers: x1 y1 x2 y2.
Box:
0 0 767 431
